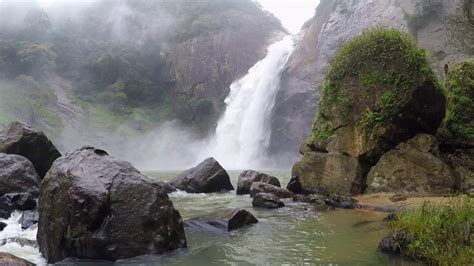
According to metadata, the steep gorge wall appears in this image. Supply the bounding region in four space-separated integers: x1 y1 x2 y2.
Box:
270 0 470 158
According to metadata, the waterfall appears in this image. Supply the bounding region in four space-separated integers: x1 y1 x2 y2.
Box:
203 35 295 170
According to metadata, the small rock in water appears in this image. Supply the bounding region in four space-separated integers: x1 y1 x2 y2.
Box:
379 232 412 255
0 193 37 219
249 182 293 198
252 193 284 209
0 252 35 266
324 194 359 209
157 181 177 193
185 208 258 232
236 170 281 195
168 157 234 193
21 210 38 230
0 221 6 231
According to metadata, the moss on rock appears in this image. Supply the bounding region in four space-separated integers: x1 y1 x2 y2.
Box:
309 28 445 163
442 60 474 142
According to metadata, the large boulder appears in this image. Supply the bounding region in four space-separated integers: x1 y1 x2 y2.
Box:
0 153 41 197
236 170 281 195
168 157 234 193
293 29 446 195
0 122 61 178
291 152 363 195
37 146 187 263
0 193 37 219
0 252 34 266
249 182 293 198
184 208 258 233
367 134 456 194
252 193 284 209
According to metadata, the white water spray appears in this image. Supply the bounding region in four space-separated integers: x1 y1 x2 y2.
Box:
202 36 295 169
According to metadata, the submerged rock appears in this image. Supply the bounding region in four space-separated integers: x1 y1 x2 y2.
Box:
252 193 284 209
0 193 37 219
168 157 234 193
38 146 187 263
20 210 38 230
323 194 359 209
367 134 456 194
185 208 258 233
249 182 293 198
236 170 281 195
0 153 41 197
0 122 61 178
0 252 34 266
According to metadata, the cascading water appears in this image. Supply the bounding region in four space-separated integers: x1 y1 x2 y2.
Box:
203 36 295 170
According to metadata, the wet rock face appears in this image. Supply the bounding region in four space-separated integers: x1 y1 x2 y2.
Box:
168 157 234 193
291 152 363 196
0 252 34 266
167 12 285 134
236 170 281 195
249 182 293 198
252 193 284 209
0 122 61 178
367 134 456 194
37 146 187 263
0 153 41 197
184 208 258 233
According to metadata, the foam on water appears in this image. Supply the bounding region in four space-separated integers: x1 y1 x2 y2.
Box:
0 211 46 265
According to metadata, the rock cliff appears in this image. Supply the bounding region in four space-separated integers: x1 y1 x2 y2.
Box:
271 0 471 157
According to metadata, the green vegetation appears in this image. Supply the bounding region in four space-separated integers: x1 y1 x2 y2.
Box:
309 28 444 143
388 197 474 265
0 0 281 134
443 60 474 141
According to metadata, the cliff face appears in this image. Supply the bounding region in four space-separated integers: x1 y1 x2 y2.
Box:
166 10 285 134
270 0 470 158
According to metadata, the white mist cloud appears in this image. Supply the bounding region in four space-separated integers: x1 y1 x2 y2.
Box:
258 0 319 33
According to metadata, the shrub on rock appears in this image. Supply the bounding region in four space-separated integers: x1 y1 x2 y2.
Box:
293 28 446 195
37 146 187 263
0 122 61 178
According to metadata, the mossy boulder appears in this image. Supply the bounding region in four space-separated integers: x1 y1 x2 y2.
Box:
441 60 474 144
310 28 445 164
293 28 447 195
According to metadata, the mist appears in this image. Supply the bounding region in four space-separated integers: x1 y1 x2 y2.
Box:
0 0 303 171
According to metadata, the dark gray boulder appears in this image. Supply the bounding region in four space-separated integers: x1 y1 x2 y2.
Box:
252 193 284 209
37 146 187 263
249 182 293 198
0 153 41 197
0 193 37 219
0 122 61 178
168 157 234 193
379 232 412 255
0 252 34 266
157 181 177 194
236 170 281 195
184 208 258 233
